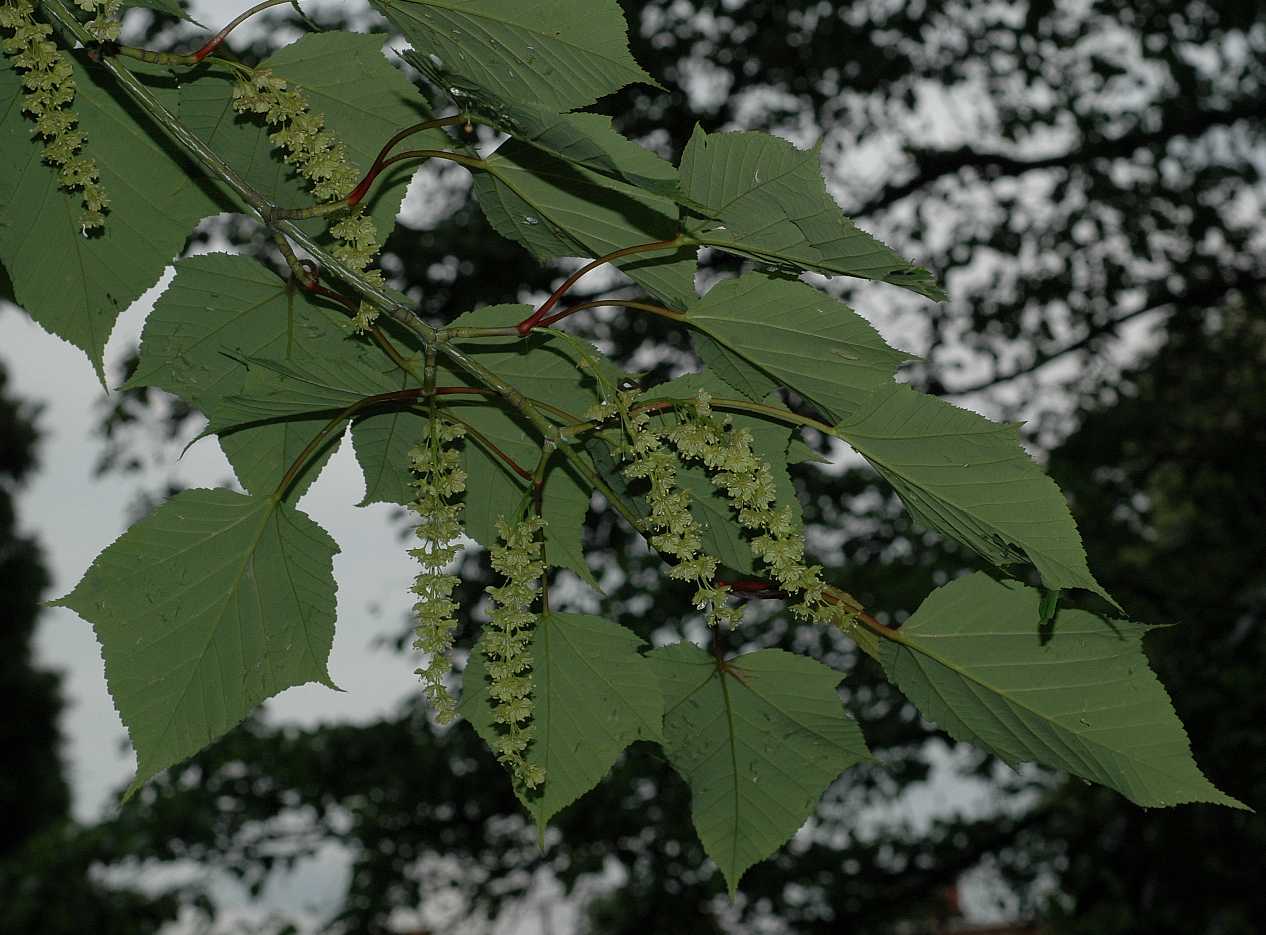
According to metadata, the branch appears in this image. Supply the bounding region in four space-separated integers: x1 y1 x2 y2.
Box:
852 96 1266 216
45 0 897 641
110 0 293 66
946 271 1266 395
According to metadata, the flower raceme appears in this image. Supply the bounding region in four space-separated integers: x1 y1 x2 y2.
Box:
408 419 467 724
595 391 739 629
231 67 384 329
484 516 548 790
1 0 109 230
665 392 848 629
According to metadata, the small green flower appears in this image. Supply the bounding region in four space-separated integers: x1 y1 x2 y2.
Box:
76 0 121 41
232 69 382 277
2 0 109 230
408 418 467 724
484 515 547 789
615 397 737 627
667 395 839 628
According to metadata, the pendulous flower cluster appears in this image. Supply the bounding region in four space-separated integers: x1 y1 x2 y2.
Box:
667 392 848 628
1 0 110 230
408 418 467 724
232 68 384 328
484 515 547 789
598 391 738 628
76 0 121 41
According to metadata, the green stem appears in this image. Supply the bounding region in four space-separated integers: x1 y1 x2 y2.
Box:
436 343 558 443
536 299 686 330
438 326 523 340
191 0 293 62
272 401 363 502
272 231 311 283
434 340 645 531
370 326 426 383
438 410 534 482
845 605 904 660
531 444 556 614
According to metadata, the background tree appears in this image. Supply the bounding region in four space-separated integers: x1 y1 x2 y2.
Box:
9 0 1261 931
0 362 183 934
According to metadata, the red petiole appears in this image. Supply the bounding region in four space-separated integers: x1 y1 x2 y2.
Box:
516 238 685 335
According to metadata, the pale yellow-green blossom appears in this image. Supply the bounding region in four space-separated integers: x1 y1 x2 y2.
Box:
1 0 109 230
667 391 843 628
484 515 547 789
614 394 739 628
408 419 467 724
232 68 382 287
75 0 121 41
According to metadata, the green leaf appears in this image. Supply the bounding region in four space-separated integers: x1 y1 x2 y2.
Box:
648 643 869 893
434 304 608 586
688 272 915 421
178 31 444 240
0 56 221 379
461 613 663 831
372 0 659 114
125 0 194 20
453 401 537 544
473 143 698 309
542 466 601 591
205 353 409 433
679 127 945 301
837 384 1114 604
351 304 613 522
414 80 685 199
787 438 830 465
54 489 339 796
691 330 779 404
493 109 683 198
446 304 625 411
881 573 1246 809
350 405 430 507
126 254 375 498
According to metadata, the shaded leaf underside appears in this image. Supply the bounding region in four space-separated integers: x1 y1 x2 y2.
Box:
837 383 1113 603
0 57 221 378
372 0 659 114
688 271 915 422
882 573 1245 809
55 489 339 795
462 613 663 831
649 643 869 893
680 127 944 301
